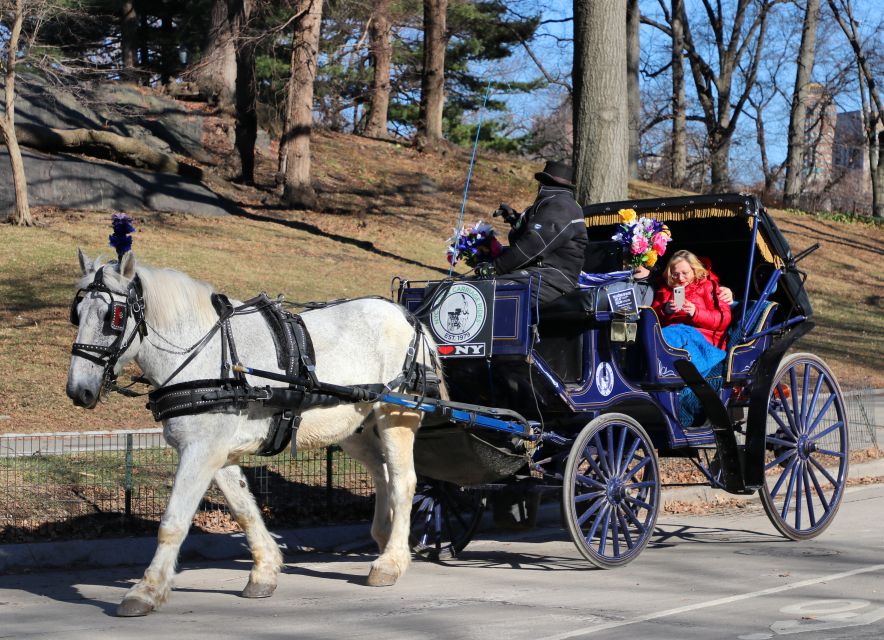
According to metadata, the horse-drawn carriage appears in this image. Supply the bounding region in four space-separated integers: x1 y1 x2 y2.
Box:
66 192 846 616
402 192 847 567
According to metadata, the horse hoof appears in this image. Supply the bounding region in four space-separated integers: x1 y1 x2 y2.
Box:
117 597 154 617
366 567 399 587
241 581 277 599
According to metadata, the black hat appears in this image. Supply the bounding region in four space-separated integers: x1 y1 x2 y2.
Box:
534 160 575 189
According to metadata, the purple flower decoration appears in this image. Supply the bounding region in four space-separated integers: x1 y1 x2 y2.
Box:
109 213 136 260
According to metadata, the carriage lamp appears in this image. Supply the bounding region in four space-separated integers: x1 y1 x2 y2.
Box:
610 319 637 344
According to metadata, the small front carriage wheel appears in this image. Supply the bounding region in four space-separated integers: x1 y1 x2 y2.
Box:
760 353 849 540
410 479 485 561
563 413 660 569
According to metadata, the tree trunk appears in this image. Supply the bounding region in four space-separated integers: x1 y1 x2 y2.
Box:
234 0 257 184
709 133 732 192
191 0 238 111
752 102 774 198
670 0 687 187
626 0 640 180
364 0 393 139
1 0 32 226
783 0 820 208
282 0 323 209
14 123 205 181
871 131 884 219
573 0 628 204
120 0 139 79
416 0 447 150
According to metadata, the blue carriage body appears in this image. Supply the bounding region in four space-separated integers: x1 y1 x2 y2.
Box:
403 193 849 566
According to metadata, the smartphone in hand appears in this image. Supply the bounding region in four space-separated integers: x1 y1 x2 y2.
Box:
673 286 685 310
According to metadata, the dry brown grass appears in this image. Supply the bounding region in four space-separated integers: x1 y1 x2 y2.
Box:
1 125 881 434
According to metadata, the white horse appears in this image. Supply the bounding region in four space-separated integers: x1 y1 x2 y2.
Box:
66 250 443 617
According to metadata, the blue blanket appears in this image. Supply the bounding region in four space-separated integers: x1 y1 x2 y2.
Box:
662 325 727 428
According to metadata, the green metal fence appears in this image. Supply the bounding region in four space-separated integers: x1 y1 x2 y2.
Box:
0 429 374 543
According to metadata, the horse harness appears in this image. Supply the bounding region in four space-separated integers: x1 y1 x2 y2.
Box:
70 268 429 456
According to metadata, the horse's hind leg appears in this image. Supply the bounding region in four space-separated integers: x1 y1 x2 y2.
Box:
367 407 422 587
118 445 223 617
213 464 282 598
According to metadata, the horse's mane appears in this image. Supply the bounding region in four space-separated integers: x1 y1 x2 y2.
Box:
135 263 218 332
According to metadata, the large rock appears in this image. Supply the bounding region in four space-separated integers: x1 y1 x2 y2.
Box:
0 148 241 217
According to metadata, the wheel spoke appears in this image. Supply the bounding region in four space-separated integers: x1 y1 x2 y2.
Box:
586 502 610 546
616 427 632 475
815 447 845 458
619 501 645 531
806 370 825 429
616 508 634 549
623 494 653 511
769 456 798 499
596 506 613 555
576 493 606 527
574 490 606 503
809 455 839 485
780 460 799 519
575 473 606 490
626 480 657 489
790 366 803 434
800 363 811 426
590 435 612 479
806 464 831 512
793 462 804 529
776 383 800 437
611 506 621 557
808 422 843 443
767 435 796 448
765 447 796 471
802 465 817 528
623 455 652 482
606 426 616 475
806 393 837 436
769 410 797 439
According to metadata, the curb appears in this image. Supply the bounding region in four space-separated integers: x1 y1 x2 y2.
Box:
2 460 882 575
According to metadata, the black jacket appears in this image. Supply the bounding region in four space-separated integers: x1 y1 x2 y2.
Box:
493 185 588 299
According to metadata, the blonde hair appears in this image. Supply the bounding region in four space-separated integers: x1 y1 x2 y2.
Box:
664 250 707 288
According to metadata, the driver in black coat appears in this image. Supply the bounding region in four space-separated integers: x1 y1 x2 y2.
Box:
483 161 588 305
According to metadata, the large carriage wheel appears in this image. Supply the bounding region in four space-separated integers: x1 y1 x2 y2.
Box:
760 353 849 540
410 479 485 561
563 413 660 569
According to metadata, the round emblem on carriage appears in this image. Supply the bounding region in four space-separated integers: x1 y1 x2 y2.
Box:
429 283 487 344
596 362 614 396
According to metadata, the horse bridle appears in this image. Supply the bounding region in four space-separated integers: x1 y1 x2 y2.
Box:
69 267 148 393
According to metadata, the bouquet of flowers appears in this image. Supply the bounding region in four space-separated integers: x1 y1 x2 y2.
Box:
446 221 503 268
612 208 671 269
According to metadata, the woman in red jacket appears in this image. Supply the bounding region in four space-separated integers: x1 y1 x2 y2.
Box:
652 250 731 348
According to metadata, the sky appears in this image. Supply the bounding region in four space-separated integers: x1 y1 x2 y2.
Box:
485 0 883 188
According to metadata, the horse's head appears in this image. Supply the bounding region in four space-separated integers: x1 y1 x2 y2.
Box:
66 249 147 408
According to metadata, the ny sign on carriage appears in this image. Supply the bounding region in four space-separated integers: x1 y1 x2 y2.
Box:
427 281 495 358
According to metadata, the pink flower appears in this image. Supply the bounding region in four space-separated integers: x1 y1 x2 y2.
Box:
631 235 649 255
652 233 670 254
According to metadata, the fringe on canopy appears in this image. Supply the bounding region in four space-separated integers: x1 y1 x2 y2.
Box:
585 204 783 267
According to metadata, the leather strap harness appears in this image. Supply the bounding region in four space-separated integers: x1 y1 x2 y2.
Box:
145 294 428 456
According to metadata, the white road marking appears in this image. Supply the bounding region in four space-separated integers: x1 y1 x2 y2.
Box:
541 563 884 640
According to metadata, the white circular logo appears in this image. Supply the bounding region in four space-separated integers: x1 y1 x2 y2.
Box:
430 283 487 344
596 362 614 396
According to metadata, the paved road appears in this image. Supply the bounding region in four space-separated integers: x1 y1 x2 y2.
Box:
3 484 883 640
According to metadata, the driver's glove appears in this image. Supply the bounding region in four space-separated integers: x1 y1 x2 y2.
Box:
475 262 496 278
492 203 520 227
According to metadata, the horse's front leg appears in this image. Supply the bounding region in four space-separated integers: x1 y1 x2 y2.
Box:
367 407 422 587
213 464 282 598
118 445 224 617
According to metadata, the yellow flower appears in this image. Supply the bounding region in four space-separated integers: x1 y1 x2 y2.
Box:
618 208 637 223
662 223 671 237
645 250 658 267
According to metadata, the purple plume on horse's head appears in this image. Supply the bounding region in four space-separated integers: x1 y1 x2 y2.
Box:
109 213 136 260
